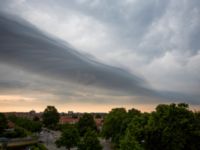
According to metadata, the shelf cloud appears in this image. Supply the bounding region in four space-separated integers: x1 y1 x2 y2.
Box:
0 0 199 111
0 13 151 94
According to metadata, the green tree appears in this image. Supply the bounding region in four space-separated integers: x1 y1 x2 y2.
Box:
101 103 200 150
102 108 127 146
0 113 7 134
190 111 200 149
56 125 80 150
30 143 47 150
33 116 40 121
120 113 149 150
120 108 142 139
120 130 143 150
13 127 27 138
145 103 200 150
3 126 28 138
95 114 102 119
128 108 141 117
8 115 42 133
77 113 97 136
78 129 102 150
42 106 60 129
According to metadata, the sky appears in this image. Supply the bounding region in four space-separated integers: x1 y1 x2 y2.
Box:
0 0 200 112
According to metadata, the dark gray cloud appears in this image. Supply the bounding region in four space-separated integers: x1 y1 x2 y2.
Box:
0 12 152 96
2 0 200 58
0 0 199 105
14 0 200 58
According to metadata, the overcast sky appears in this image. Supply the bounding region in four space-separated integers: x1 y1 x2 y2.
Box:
0 0 200 112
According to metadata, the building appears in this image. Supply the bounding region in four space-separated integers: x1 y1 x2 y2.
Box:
59 116 79 124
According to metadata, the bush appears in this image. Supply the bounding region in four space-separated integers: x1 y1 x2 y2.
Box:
8 115 42 133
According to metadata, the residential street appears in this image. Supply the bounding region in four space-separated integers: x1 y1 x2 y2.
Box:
100 139 112 150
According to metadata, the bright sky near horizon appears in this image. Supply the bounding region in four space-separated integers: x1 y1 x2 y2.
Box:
0 0 200 112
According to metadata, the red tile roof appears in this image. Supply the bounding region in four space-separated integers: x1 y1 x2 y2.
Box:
59 116 79 124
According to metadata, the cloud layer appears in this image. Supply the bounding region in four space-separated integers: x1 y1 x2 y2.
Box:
0 12 156 99
0 0 199 108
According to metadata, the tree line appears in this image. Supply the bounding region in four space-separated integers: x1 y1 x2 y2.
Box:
30 103 200 150
1 103 200 150
102 103 200 150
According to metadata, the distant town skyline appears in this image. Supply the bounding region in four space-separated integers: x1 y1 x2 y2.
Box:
0 0 200 112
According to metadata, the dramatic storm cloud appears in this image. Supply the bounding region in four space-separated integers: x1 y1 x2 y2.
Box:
0 0 199 111
0 13 152 94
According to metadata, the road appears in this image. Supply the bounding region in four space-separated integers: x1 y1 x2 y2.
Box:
100 139 112 150
0 137 38 149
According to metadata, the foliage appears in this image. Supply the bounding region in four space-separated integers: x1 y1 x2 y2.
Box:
8 115 42 133
102 108 126 142
111 103 200 150
127 108 141 117
95 114 102 119
78 129 102 150
56 124 80 150
72 114 78 118
2 126 28 138
30 143 47 150
0 113 7 134
120 130 143 150
102 107 141 147
33 116 40 121
42 106 60 129
77 113 97 136
119 113 149 150
13 127 27 137
58 123 72 131
144 103 200 150
120 108 142 139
